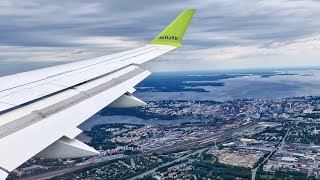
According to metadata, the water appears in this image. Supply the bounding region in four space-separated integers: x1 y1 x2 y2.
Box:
79 115 199 131
80 69 320 129
134 70 320 101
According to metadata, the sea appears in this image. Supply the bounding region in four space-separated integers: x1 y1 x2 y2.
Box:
79 68 320 130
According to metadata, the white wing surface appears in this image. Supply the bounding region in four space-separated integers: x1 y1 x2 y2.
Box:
0 9 195 179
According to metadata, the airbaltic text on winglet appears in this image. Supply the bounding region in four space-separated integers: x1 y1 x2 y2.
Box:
158 36 179 40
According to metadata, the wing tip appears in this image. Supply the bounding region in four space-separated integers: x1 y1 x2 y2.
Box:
150 8 196 48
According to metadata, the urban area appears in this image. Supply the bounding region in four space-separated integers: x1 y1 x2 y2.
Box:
8 96 320 180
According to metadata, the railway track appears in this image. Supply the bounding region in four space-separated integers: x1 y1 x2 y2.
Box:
17 122 257 180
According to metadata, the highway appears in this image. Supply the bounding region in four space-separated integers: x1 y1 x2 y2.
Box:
18 123 256 180
128 148 208 180
251 128 291 180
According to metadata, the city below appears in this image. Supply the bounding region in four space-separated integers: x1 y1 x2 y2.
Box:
8 96 320 180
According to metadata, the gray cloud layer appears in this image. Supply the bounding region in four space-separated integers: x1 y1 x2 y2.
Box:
1 0 320 74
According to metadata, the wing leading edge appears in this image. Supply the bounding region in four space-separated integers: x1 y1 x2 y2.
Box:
0 9 195 179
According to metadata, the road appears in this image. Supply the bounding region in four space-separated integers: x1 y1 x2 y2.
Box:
251 128 291 180
148 122 257 154
18 123 256 180
19 164 94 180
128 148 208 180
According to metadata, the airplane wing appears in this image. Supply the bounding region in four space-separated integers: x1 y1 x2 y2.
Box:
0 9 195 179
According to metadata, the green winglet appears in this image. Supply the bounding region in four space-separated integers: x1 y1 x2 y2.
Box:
150 9 195 48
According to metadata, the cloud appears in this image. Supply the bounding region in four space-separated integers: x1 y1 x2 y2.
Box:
0 0 320 74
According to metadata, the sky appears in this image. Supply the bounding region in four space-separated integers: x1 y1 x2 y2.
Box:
1 0 320 75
